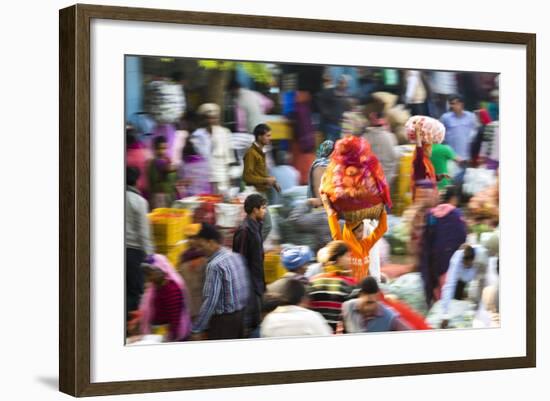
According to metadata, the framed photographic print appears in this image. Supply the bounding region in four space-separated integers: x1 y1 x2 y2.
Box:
59 3 536 397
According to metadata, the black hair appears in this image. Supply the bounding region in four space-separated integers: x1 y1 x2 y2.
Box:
227 79 241 91
448 94 464 104
443 185 458 203
244 194 267 215
253 123 271 141
153 135 167 149
126 166 140 187
463 244 476 261
182 110 199 132
182 139 199 158
359 276 380 295
280 279 306 306
195 223 223 244
261 293 281 314
126 125 137 148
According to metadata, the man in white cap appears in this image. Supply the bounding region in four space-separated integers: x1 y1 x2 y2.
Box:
190 103 235 193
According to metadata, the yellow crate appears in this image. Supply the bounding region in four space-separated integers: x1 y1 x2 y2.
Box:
392 151 414 216
267 119 293 141
155 244 172 256
263 252 287 284
167 242 188 268
150 207 192 221
149 208 193 247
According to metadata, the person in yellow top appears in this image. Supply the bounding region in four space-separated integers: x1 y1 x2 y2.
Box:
321 194 388 282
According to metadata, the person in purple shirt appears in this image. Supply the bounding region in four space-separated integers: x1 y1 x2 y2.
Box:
440 94 477 161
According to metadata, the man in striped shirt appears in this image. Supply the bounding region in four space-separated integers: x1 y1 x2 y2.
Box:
191 223 250 340
307 241 358 332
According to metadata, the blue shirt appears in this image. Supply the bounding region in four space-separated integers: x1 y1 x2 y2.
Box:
192 247 250 333
270 165 300 192
342 299 411 332
440 111 477 160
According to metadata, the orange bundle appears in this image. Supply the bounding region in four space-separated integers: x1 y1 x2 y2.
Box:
320 136 391 222
198 194 224 204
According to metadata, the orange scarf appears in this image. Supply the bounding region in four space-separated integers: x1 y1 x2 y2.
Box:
411 145 437 198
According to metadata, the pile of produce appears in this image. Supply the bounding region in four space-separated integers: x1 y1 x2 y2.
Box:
426 300 476 329
380 272 429 316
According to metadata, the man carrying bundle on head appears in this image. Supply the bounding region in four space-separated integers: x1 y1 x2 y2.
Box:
320 135 391 282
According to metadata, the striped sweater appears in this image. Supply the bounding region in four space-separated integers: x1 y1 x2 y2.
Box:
307 268 358 331
152 280 184 341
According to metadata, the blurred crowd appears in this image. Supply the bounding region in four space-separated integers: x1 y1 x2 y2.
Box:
125 63 500 344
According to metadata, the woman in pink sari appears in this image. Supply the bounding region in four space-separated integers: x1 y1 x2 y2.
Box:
138 254 192 342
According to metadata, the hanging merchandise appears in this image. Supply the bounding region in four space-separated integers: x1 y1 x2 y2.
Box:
144 79 186 124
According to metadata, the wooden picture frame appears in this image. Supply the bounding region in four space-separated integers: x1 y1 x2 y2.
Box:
59 3 536 397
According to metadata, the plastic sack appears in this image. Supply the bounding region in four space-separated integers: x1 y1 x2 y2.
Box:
462 168 497 196
380 272 429 316
173 197 204 213
426 299 476 329
214 203 245 228
144 80 186 124
379 292 431 330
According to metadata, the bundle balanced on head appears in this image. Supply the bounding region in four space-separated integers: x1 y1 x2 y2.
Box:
319 135 391 282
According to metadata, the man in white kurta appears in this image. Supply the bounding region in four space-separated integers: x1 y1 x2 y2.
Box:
190 103 236 193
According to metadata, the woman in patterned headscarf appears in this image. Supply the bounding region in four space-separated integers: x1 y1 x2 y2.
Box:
407 117 443 199
307 140 335 198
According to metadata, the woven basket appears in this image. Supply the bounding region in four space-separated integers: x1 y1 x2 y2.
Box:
341 203 385 222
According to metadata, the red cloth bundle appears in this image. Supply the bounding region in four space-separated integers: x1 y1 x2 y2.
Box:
320 136 391 222
379 292 431 330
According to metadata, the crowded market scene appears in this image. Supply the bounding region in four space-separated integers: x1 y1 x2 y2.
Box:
125 56 500 344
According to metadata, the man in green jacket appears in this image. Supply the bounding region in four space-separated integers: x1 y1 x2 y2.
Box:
242 123 280 239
